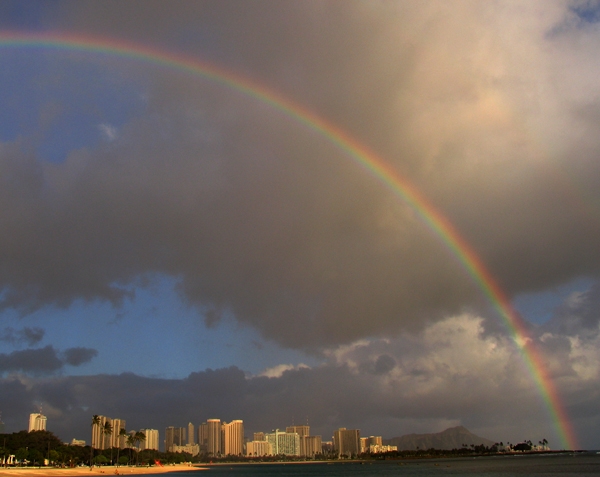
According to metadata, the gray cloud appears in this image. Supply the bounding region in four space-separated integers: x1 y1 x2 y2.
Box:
62 347 99 366
0 345 98 376
0 327 45 347
2 1 600 352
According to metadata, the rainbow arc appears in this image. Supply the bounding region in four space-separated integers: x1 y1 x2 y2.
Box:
0 31 578 449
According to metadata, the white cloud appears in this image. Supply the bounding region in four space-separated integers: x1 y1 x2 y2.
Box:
98 123 118 142
257 363 310 378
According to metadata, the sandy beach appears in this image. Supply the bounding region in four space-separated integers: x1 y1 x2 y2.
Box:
0 465 205 477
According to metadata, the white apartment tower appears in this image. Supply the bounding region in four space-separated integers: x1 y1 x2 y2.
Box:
223 420 244 456
140 429 159 451
110 418 127 449
206 419 222 456
28 413 47 432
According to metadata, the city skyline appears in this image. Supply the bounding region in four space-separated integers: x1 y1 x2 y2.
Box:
2 0 600 450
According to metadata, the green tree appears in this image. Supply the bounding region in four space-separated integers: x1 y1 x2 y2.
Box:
126 434 135 465
116 427 128 467
133 431 145 466
90 415 101 467
103 421 113 464
15 447 28 466
49 449 60 465
94 454 109 465
28 449 44 467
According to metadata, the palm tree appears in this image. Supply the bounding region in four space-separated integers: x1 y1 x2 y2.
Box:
133 431 146 466
103 421 113 465
126 434 135 466
90 415 101 467
116 428 127 467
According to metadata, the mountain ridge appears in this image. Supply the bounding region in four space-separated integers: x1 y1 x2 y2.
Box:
384 425 496 450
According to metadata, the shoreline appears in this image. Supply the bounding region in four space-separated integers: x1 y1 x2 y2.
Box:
0 465 206 477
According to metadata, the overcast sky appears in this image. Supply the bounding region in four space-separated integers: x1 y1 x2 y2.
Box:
2 0 600 450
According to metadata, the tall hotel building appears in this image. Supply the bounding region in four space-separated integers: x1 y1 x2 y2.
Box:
286 425 322 457
140 429 159 451
165 427 186 453
28 413 47 432
206 419 222 456
188 422 195 445
266 430 300 456
110 419 127 449
198 422 208 454
91 416 126 450
223 420 244 456
333 428 360 457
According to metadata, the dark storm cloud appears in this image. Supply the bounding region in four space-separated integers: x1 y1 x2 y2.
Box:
61 347 98 366
0 345 98 375
0 327 44 347
2 1 600 349
0 346 63 374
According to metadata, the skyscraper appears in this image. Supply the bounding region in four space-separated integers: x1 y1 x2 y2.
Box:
286 425 309 437
28 413 47 432
287 425 311 456
165 426 186 452
188 422 195 445
206 419 222 456
333 428 360 457
140 429 159 451
198 422 208 454
265 430 300 456
110 419 126 449
91 416 109 449
223 420 244 456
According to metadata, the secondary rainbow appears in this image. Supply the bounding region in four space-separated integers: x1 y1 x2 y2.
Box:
0 31 578 449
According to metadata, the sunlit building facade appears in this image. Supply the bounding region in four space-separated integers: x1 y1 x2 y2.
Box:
223 420 244 456
207 419 222 456
140 429 159 451
333 428 360 457
28 413 47 432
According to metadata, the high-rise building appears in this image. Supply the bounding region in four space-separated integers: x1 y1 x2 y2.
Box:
110 419 127 449
265 430 300 456
303 435 323 457
253 432 265 441
360 437 368 453
333 428 360 457
246 440 272 457
286 425 309 437
140 429 159 451
198 422 208 454
91 416 126 450
223 420 244 456
188 422 195 445
28 413 47 432
91 416 110 449
165 427 186 452
206 419 221 456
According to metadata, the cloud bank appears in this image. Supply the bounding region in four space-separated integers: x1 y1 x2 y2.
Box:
2 0 600 449
1 1 600 351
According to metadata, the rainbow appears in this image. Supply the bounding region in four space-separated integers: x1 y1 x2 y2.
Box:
0 31 578 449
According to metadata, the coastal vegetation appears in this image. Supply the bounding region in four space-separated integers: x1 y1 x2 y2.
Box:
0 430 191 467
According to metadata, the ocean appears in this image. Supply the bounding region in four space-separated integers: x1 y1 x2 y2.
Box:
174 453 600 476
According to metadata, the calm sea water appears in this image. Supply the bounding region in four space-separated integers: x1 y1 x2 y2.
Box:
172 453 600 477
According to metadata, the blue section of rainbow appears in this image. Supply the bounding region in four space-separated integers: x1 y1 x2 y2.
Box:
0 31 578 449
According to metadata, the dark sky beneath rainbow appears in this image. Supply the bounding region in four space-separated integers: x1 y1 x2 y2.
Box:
1 0 600 450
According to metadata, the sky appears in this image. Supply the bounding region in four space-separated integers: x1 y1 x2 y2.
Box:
1 0 600 450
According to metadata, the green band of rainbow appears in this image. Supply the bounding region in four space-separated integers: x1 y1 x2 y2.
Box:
0 31 578 449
